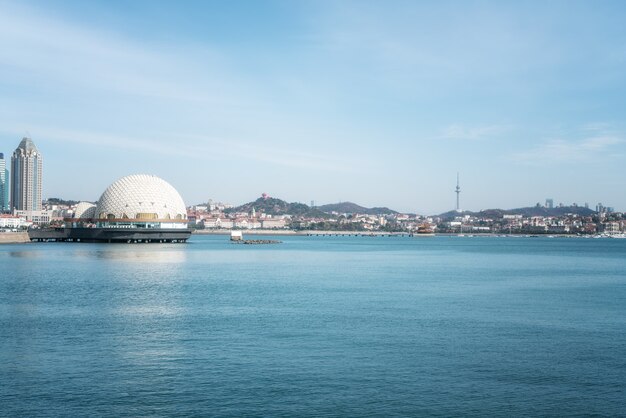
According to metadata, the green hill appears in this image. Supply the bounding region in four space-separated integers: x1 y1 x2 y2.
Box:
226 197 331 218
437 205 596 219
317 202 398 215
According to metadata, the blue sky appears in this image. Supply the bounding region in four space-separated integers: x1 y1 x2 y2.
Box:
1 0 625 213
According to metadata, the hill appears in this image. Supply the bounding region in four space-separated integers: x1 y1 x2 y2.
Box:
508 206 595 217
437 205 596 219
226 197 331 218
317 202 398 215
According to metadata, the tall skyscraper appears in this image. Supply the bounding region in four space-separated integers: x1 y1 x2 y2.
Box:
11 137 43 211
0 153 9 211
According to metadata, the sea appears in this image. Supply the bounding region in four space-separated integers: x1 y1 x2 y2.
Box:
1 235 625 417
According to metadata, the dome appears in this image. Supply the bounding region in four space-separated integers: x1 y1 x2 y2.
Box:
73 202 96 219
95 174 187 221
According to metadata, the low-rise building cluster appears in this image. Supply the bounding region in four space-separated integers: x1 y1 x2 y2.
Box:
434 211 625 235
184 200 625 236
187 203 288 230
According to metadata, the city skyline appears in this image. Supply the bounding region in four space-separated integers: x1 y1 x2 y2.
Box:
1 1 626 213
0 134 618 215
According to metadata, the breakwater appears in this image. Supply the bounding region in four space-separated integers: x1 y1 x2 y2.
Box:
232 239 282 245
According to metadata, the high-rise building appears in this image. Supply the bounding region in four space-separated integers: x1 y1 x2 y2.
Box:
545 198 554 209
596 203 604 213
0 153 9 211
11 137 43 211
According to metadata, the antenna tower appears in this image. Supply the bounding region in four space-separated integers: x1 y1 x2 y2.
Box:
455 172 461 211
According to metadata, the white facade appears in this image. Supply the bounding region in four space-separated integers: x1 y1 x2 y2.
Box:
13 210 52 225
73 202 97 219
95 174 187 222
0 215 31 228
218 219 234 229
261 219 286 228
63 174 190 231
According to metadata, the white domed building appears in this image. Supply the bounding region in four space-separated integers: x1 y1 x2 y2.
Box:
60 174 190 243
94 174 187 227
72 201 96 220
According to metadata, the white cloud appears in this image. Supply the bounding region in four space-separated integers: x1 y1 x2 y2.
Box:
438 124 512 141
512 135 624 163
1 125 352 173
0 2 264 111
0 2 366 174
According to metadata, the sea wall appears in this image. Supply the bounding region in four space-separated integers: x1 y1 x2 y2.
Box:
0 232 31 244
194 229 411 236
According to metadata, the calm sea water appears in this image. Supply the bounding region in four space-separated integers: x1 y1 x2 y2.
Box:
1 235 625 417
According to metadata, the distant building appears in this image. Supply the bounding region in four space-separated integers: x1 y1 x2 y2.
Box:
0 214 32 229
545 198 554 209
596 203 604 213
219 219 234 229
204 218 234 229
13 209 52 225
0 153 8 211
11 137 43 211
261 218 286 229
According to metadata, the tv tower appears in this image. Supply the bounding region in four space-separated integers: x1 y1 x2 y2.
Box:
455 172 461 211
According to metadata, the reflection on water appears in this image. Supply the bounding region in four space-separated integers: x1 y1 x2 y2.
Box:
93 248 188 263
115 305 183 317
7 251 40 259
2 243 188 264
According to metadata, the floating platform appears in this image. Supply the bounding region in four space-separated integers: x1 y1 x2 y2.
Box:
28 227 192 243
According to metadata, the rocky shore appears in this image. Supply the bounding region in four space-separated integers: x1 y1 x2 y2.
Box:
232 239 282 245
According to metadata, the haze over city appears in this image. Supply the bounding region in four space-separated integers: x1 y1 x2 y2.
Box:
1 0 625 213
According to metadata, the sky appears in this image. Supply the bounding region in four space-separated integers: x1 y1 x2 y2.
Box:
1 0 625 214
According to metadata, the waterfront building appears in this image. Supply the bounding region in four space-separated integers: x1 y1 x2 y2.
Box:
13 209 52 225
261 218 286 229
11 137 43 211
68 174 187 228
35 174 192 242
0 214 32 229
218 218 234 229
0 153 8 211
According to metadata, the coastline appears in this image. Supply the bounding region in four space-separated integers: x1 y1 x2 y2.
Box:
193 229 411 236
2 229 610 243
192 229 597 238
